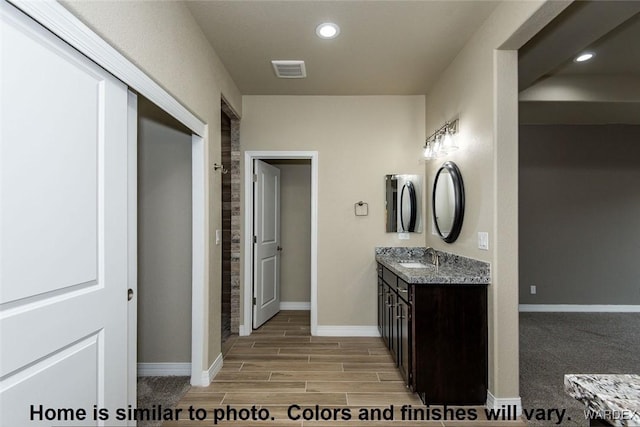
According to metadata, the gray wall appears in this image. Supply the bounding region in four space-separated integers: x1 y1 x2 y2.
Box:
138 99 192 363
519 124 640 304
267 160 312 304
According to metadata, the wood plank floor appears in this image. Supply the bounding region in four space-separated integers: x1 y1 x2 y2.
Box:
165 311 524 426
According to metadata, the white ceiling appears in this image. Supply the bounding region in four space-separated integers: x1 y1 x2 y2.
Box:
554 13 640 76
518 2 640 125
185 1 499 95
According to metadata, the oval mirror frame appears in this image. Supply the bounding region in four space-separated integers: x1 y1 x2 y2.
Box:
432 161 465 243
400 181 417 232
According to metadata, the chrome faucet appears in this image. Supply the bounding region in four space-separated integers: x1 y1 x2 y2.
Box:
425 247 439 270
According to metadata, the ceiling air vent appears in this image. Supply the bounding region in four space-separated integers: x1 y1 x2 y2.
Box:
271 60 307 79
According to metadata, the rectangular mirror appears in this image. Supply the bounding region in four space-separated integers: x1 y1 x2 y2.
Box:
385 174 422 233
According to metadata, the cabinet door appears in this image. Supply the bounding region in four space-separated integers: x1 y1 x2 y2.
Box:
413 285 488 404
389 291 398 360
397 298 410 384
382 285 391 348
377 278 384 335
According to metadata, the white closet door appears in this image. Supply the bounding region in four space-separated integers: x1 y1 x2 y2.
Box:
1 2 129 425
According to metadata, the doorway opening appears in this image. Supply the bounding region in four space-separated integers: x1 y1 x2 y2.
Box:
264 159 312 313
243 152 319 336
220 100 241 353
135 96 194 413
516 2 640 421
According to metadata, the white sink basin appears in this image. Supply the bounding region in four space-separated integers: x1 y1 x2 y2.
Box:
399 262 430 269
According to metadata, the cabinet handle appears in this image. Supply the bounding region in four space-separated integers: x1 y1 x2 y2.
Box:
398 288 408 293
386 303 395 308
397 315 405 320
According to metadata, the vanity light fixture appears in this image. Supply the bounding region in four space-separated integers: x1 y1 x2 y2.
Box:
316 22 340 39
574 52 594 63
423 119 459 160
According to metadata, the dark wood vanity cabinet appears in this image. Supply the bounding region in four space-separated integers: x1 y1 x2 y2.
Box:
377 263 487 405
378 264 411 383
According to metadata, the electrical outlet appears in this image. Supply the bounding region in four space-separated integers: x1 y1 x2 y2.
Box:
530 285 537 295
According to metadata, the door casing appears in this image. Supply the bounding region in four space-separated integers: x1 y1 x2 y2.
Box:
243 151 318 336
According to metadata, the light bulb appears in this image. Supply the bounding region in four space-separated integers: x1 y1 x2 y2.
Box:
574 52 594 63
316 23 340 39
434 135 445 156
423 143 433 159
442 130 458 152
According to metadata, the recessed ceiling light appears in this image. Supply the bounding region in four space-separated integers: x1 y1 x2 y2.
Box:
316 22 340 39
574 52 594 63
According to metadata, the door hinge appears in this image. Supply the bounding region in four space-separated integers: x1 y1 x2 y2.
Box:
252 174 257 182
253 235 257 244
253 297 256 305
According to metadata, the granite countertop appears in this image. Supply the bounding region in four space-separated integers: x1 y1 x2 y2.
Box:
565 374 640 427
375 247 490 285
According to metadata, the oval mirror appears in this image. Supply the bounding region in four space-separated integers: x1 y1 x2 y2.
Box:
432 161 464 243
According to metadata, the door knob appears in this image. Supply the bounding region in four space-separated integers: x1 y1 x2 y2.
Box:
128 288 134 301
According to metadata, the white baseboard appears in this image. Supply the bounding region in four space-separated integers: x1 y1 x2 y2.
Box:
280 301 310 310
196 352 223 386
137 363 191 377
238 324 251 336
519 304 640 313
315 326 381 337
486 391 522 417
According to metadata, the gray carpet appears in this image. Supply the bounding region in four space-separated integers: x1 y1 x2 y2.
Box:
519 312 640 426
137 376 191 427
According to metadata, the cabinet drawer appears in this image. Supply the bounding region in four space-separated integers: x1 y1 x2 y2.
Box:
382 267 397 288
397 278 410 302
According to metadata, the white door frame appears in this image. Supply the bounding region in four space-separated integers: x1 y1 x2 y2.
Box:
243 151 319 336
9 0 211 386
126 91 138 415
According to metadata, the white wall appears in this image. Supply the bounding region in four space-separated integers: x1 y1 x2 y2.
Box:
63 1 242 369
520 124 640 305
241 96 425 327
138 100 192 363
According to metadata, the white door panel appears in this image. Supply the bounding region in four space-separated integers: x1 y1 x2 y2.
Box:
253 160 280 328
2 333 101 426
1 2 129 425
261 256 277 304
260 174 277 243
1 10 102 303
